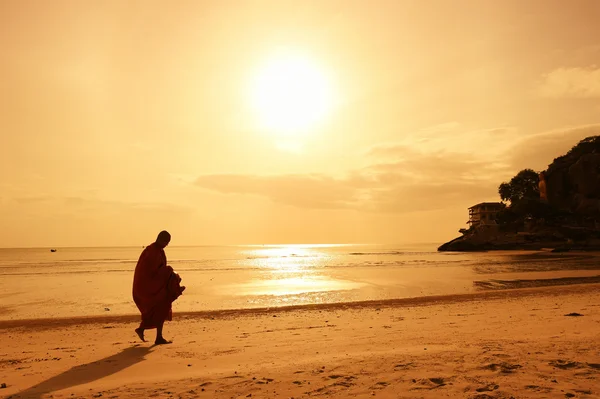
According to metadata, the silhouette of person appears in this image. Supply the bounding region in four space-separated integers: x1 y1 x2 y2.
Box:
132 231 185 345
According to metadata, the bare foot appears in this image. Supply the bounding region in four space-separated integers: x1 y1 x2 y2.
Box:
135 328 146 342
154 337 172 345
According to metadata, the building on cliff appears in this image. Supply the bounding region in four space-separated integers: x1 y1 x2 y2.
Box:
467 202 505 227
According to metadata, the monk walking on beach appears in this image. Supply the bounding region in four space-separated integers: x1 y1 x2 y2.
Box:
133 230 185 345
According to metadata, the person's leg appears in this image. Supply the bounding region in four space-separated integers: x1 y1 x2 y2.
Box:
155 321 170 345
135 323 145 342
156 322 163 341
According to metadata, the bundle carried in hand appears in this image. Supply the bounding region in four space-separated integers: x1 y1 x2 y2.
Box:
167 271 186 301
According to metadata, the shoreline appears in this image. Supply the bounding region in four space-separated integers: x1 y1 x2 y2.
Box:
3 282 599 330
3 248 600 324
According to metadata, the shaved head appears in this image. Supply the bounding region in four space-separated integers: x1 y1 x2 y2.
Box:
156 230 171 248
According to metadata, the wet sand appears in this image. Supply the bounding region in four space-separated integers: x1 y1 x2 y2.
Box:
3 249 599 322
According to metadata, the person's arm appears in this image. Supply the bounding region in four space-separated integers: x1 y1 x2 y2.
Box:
152 250 173 283
155 263 174 282
139 247 173 290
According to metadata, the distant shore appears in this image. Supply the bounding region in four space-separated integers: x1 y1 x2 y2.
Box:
438 230 600 252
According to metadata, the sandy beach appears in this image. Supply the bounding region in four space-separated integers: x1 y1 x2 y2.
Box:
4 1 600 398
2 283 599 399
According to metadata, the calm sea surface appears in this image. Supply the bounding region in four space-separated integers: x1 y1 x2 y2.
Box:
1 244 598 320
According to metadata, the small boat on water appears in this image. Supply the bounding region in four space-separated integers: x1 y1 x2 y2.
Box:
50 249 57 252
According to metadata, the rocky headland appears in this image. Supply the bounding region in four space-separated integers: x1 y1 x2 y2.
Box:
439 136 600 251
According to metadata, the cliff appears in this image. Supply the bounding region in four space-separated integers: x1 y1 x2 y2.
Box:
439 136 600 251
545 136 600 213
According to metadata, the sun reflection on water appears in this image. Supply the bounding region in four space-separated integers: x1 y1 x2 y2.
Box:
228 276 366 296
242 244 331 273
233 245 363 297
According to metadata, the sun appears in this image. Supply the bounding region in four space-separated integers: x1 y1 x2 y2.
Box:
250 53 333 135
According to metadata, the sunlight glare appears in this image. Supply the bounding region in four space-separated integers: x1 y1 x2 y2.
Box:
250 52 333 135
229 276 366 296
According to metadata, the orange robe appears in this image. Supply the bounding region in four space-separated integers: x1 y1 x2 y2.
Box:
132 243 176 329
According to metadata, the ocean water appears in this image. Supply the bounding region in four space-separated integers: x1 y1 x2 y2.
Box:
1 244 599 320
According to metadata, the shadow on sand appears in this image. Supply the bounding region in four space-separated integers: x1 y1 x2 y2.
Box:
12 345 152 399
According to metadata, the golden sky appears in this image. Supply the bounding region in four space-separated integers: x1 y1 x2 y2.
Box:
2 0 600 247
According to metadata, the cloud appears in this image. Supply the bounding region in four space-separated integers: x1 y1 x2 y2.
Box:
367 124 521 158
368 181 496 213
10 195 192 217
195 174 361 209
194 123 600 214
191 120 600 214
195 142 509 213
509 124 600 170
365 146 509 180
539 66 600 98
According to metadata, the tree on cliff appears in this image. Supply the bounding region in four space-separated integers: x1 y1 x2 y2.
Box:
543 135 600 215
498 168 540 205
545 135 600 188
552 135 600 168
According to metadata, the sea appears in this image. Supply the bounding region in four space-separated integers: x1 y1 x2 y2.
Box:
1 244 599 321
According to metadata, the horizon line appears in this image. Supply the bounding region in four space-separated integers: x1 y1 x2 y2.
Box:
0 242 439 250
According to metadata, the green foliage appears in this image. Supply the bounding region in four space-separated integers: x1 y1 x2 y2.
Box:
498 169 540 205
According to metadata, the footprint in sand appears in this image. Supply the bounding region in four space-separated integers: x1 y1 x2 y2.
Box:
472 393 522 399
475 383 499 392
482 362 522 374
332 380 353 388
369 381 389 390
305 376 356 394
255 377 273 384
394 362 415 370
410 377 448 390
490 353 512 359
327 375 356 388
524 385 553 393
549 360 584 370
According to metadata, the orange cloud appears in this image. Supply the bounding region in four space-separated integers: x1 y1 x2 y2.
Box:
539 66 600 98
195 124 600 214
194 174 361 210
509 124 600 170
195 145 507 213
